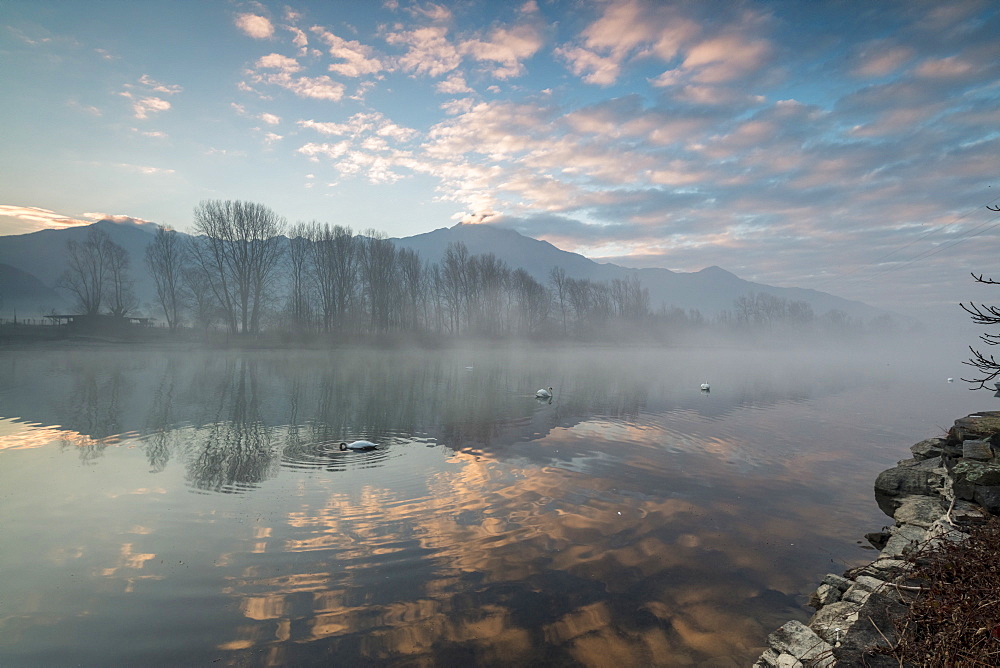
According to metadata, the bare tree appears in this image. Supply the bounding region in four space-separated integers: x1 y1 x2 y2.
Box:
59 226 113 315
962 270 1000 388
105 241 138 317
286 222 313 331
358 230 398 333
549 267 569 334
182 265 219 334
187 200 286 335
145 225 186 329
309 223 356 332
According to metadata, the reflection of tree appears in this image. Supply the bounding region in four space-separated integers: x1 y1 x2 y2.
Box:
187 358 277 493
60 355 131 461
142 365 178 473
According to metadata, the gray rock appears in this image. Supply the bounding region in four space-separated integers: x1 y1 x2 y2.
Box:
951 460 1000 501
874 460 946 516
952 498 989 525
767 620 835 667
963 439 994 460
808 583 842 609
880 523 926 558
753 648 781 668
857 558 911 580
820 573 852 592
974 485 1000 514
808 601 860 645
893 495 946 528
910 438 945 460
833 590 909 667
842 585 872 606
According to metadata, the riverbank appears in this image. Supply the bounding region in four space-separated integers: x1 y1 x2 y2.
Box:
754 412 1000 667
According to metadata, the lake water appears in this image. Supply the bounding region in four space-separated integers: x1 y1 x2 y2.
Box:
0 341 988 667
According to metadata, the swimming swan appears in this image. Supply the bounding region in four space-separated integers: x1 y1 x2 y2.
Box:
340 440 378 451
700 383 711 392
536 387 553 399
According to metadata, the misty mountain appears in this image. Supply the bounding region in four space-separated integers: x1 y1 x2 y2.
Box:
0 219 889 322
394 223 888 320
0 263 64 314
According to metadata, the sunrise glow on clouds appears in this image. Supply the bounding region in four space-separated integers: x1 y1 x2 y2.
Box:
0 0 997 316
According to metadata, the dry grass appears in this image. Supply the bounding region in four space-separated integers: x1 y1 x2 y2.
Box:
880 518 1000 666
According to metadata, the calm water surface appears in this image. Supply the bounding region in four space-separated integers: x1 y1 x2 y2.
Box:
0 343 986 667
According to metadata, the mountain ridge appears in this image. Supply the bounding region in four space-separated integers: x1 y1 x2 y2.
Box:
0 219 889 322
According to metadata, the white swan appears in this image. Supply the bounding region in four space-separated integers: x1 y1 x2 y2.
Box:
536 387 553 399
340 440 378 451
700 383 710 391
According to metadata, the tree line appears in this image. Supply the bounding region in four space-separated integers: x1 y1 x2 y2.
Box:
58 199 897 342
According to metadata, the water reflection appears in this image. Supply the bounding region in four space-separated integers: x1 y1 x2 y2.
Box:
0 345 980 666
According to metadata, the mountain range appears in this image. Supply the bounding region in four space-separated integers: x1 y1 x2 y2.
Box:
0 219 888 322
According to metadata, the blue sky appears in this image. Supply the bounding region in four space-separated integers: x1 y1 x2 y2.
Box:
1 0 998 319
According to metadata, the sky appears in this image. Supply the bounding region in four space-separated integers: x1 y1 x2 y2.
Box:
1 0 998 320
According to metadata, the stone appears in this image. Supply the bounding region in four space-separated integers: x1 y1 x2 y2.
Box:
842 585 871 606
865 530 889 549
910 438 945 460
963 438 994 460
808 583 841 609
767 620 835 668
860 558 911 580
820 573 852 592
973 485 1000 514
951 460 1000 500
880 523 926 558
753 648 781 668
808 601 860 645
893 495 946 528
833 590 909 667
873 460 946 516
949 412 1000 444
952 498 989 525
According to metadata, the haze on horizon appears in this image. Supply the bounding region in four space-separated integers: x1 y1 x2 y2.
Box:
1 0 998 322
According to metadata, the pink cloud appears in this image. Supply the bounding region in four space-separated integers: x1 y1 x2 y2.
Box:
235 13 274 39
386 26 461 77
256 53 301 73
461 23 544 79
0 206 90 234
311 27 385 77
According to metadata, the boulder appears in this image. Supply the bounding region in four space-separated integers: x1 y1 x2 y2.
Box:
880 523 926 559
893 495 946 528
808 601 859 645
873 459 946 516
948 412 1000 445
951 460 1000 501
832 590 911 667
963 439 994 461
909 438 945 460
766 620 835 668
974 485 1000 514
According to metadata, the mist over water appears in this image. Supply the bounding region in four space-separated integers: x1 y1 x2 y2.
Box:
0 338 988 666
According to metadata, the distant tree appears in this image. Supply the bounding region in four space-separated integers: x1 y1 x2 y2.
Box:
286 222 314 332
59 226 114 316
187 200 286 335
145 225 186 329
181 265 219 334
358 230 398 333
105 241 138 317
549 267 568 335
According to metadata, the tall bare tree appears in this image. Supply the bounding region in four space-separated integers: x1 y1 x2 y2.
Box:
309 223 356 332
59 226 114 316
187 200 286 335
145 225 186 329
359 229 398 333
105 241 138 318
286 222 313 331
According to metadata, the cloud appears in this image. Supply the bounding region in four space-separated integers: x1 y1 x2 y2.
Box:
128 96 171 119
0 205 91 233
436 73 472 94
259 112 280 125
311 26 385 77
235 13 274 39
255 53 301 73
82 212 156 228
248 71 345 100
386 25 461 77
460 22 544 79
137 74 182 95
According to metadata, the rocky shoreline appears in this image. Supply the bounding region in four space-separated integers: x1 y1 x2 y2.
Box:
754 412 1000 667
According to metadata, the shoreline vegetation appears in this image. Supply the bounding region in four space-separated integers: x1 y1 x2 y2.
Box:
755 412 1000 667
